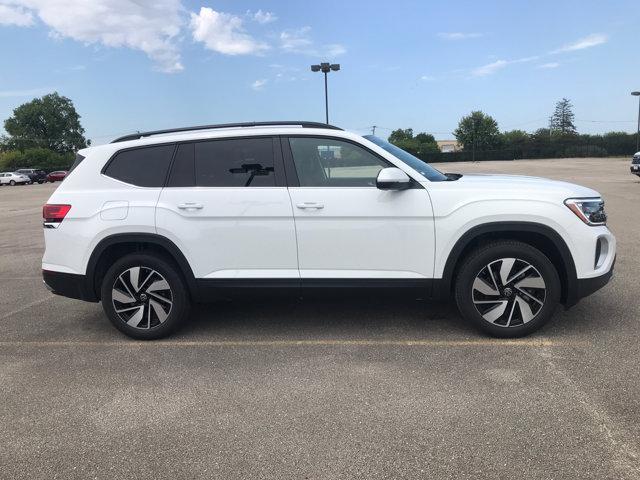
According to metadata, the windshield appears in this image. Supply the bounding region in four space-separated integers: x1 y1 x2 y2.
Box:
363 135 448 182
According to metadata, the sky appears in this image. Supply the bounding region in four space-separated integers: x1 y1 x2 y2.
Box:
0 0 638 144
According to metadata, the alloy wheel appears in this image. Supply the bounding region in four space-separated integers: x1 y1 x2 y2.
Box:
111 266 173 329
471 257 546 327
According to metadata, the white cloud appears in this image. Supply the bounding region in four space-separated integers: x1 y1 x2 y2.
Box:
513 55 539 63
250 9 277 24
437 32 483 40
280 27 346 57
471 56 539 77
280 27 313 51
325 43 346 56
251 79 267 90
420 75 436 81
552 33 607 53
0 4 33 26
538 62 560 69
191 7 268 55
1 0 184 72
471 59 508 77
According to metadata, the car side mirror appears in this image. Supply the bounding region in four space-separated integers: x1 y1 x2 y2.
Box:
376 167 411 190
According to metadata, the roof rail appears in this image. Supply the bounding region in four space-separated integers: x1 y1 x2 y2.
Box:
111 121 343 143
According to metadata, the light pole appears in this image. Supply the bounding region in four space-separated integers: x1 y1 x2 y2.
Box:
632 91 640 152
311 62 340 124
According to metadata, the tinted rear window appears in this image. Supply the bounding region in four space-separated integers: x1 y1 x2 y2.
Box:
168 138 275 187
104 145 175 187
167 143 195 187
68 153 85 174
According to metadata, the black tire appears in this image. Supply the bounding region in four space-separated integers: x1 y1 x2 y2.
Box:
454 241 561 338
9 180 15 186
101 253 190 339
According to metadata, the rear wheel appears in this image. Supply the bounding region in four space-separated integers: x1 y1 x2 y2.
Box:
101 253 190 339
9 180 15 186
454 241 560 337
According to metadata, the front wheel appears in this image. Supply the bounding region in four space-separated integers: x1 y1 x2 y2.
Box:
454 241 560 337
101 253 191 339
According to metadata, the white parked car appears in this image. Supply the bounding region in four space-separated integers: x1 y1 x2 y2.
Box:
0 172 30 185
42 122 616 339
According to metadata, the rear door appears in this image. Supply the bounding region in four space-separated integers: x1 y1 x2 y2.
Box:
155 136 298 280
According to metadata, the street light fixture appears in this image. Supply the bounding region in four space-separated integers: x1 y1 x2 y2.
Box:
632 91 640 152
311 62 340 124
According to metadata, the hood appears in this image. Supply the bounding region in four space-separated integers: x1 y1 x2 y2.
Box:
453 173 600 199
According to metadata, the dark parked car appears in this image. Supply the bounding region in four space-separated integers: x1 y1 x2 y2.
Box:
46 171 67 182
16 168 47 184
631 152 640 177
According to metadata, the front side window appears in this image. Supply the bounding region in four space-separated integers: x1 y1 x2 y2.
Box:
104 145 175 187
288 137 390 187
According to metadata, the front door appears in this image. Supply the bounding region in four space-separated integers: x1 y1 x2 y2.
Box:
284 136 435 284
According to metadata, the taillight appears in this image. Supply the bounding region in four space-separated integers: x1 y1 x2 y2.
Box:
43 204 71 223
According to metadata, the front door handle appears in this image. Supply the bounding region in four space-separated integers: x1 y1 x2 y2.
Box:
296 202 324 210
177 202 204 210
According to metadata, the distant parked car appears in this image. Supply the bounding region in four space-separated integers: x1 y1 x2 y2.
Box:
631 152 640 177
0 172 30 186
16 168 47 184
47 171 67 182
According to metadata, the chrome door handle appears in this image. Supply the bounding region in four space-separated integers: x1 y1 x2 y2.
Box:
296 202 324 210
177 202 203 210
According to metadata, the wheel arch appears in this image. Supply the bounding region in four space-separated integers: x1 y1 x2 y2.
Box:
437 222 578 306
87 233 197 301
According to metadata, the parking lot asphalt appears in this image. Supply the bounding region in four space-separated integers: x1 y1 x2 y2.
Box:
1 157 639 479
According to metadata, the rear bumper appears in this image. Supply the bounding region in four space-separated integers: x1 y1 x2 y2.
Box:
42 270 98 302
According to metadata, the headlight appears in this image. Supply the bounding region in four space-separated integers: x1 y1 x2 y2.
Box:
564 198 607 226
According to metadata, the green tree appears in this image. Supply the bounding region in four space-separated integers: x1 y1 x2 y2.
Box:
0 147 74 171
4 92 89 154
388 128 439 157
549 98 577 135
388 128 414 144
500 129 529 147
454 111 501 151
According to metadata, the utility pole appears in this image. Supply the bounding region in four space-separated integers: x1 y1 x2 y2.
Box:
371 125 377 135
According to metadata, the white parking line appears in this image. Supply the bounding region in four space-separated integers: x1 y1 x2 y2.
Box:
0 295 52 321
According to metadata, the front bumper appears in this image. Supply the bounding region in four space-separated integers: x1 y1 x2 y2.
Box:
567 256 615 307
42 270 98 302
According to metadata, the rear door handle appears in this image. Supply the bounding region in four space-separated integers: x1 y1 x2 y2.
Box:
296 202 324 210
177 202 203 210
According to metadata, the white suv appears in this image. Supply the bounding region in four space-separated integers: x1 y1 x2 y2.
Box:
42 122 616 339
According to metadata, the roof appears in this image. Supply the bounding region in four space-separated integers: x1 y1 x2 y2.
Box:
111 121 342 143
